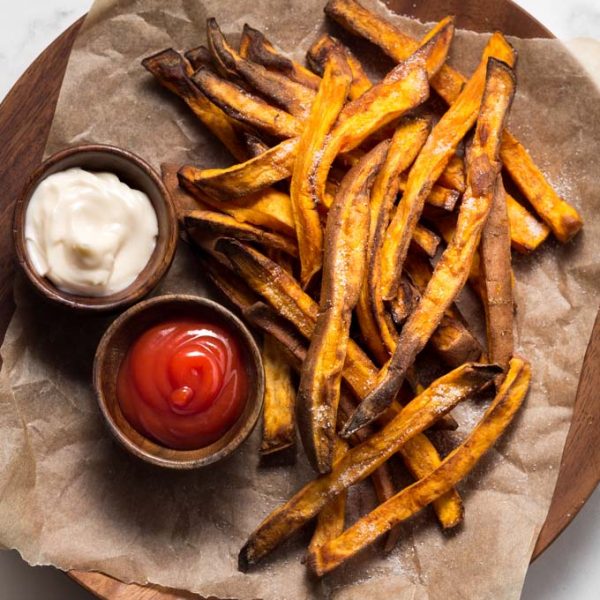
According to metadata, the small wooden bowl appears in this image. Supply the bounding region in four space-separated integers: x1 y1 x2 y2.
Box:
13 144 178 312
94 294 264 469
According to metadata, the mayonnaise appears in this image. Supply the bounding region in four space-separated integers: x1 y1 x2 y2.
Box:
25 167 159 296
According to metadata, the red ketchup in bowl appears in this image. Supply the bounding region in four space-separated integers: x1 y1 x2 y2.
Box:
117 319 248 450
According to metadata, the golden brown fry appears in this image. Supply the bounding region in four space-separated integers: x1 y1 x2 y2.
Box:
207 19 316 119
308 437 348 552
297 143 388 473
380 33 516 301
307 34 372 100
238 362 499 569
438 154 466 191
183 209 297 257
192 67 302 138
142 49 246 161
291 49 352 288
309 357 531 575
325 0 583 242
398 174 461 211
161 163 210 217
242 24 321 90
481 178 514 372
260 336 297 464
219 240 463 526
506 192 550 252
358 119 431 363
405 252 482 366
412 223 440 257
179 138 298 199
344 58 517 436
314 19 453 208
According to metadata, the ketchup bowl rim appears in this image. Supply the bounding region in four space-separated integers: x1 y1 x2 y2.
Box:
13 143 178 313
93 293 265 469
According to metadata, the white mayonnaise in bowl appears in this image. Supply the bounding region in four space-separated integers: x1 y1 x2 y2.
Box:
13 145 178 312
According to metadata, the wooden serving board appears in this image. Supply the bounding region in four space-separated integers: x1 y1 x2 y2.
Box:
0 1 597 598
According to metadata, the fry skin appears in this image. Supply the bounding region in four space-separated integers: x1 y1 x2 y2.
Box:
238 363 499 569
192 67 303 138
142 49 246 161
380 32 516 301
308 357 531 576
325 0 583 242
297 142 388 473
290 48 352 288
438 153 466 191
184 45 213 71
344 58 517 436
481 177 514 372
219 241 464 527
260 336 297 464
207 18 316 119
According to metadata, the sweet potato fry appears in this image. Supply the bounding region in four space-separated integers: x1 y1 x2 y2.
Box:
260 336 297 464
219 240 464 526
179 138 298 199
412 224 440 257
242 132 269 157
307 34 372 100
357 118 431 362
242 24 321 90
379 33 516 301
345 58 516 437
142 49 246 161
481 178 514 372
184 45 213 71
314 18 453 208
437 154 466 191
325 0 583 243
297 143 388 473
308 357 531 576
389 276 419 327
506 192 550 252
192 67 302 138
161 163 210 217
398 174 461 211
238 362 499 569
290 48 352 288
183 209 297 257
207 19 316 119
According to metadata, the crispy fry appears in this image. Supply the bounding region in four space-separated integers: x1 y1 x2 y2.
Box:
398 174 461 211
297 143 388 473
357 119 431 363
242 24 321 90
380 33 516 301
207 19 316 119
238 362 499 569
142 49 246 161
260 336 297 464
290 49 352 288
242 132 269 157
308 437 348 551
481 178 514 372
346 58 516 436
307 34 372 100
184 45 214 71
308 357 531 575
314 19 454 208
389 276 419 327
412 223 440 257
192 67 302 138
161 163 211 217
183 209 297 257
221 241 463 526
438 154 466 191
506 192 550 252
405 252 483 366
179 138 298 199
325 0 583 242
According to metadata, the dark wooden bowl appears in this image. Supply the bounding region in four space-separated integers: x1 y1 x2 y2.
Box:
12 144 178 312
94 294 265 469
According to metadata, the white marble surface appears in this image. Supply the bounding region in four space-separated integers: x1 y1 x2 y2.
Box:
0 0 598 598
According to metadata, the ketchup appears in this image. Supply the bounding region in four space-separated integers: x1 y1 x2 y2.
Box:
117 319 248 450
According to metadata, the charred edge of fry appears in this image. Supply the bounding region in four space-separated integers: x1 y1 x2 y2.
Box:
161 162 208 218
208 18 316 119
141 49 246 160
438 154 466 192
238 362 500 570
389 276 419 327
242 132 269 158
192 66 303 138
185 45 214 71
183 210 298 257
307 357 530 576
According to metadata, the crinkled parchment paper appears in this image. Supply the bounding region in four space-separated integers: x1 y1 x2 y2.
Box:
0 1 599 598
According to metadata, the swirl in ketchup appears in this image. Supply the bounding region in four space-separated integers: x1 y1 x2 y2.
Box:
117 319 248 450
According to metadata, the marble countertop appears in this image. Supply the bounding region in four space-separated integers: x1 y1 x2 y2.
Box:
0 1 598 598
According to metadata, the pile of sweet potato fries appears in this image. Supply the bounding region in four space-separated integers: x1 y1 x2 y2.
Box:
143 0 582 576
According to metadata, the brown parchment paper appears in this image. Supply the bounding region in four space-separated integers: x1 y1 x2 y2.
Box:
0 1 599 598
